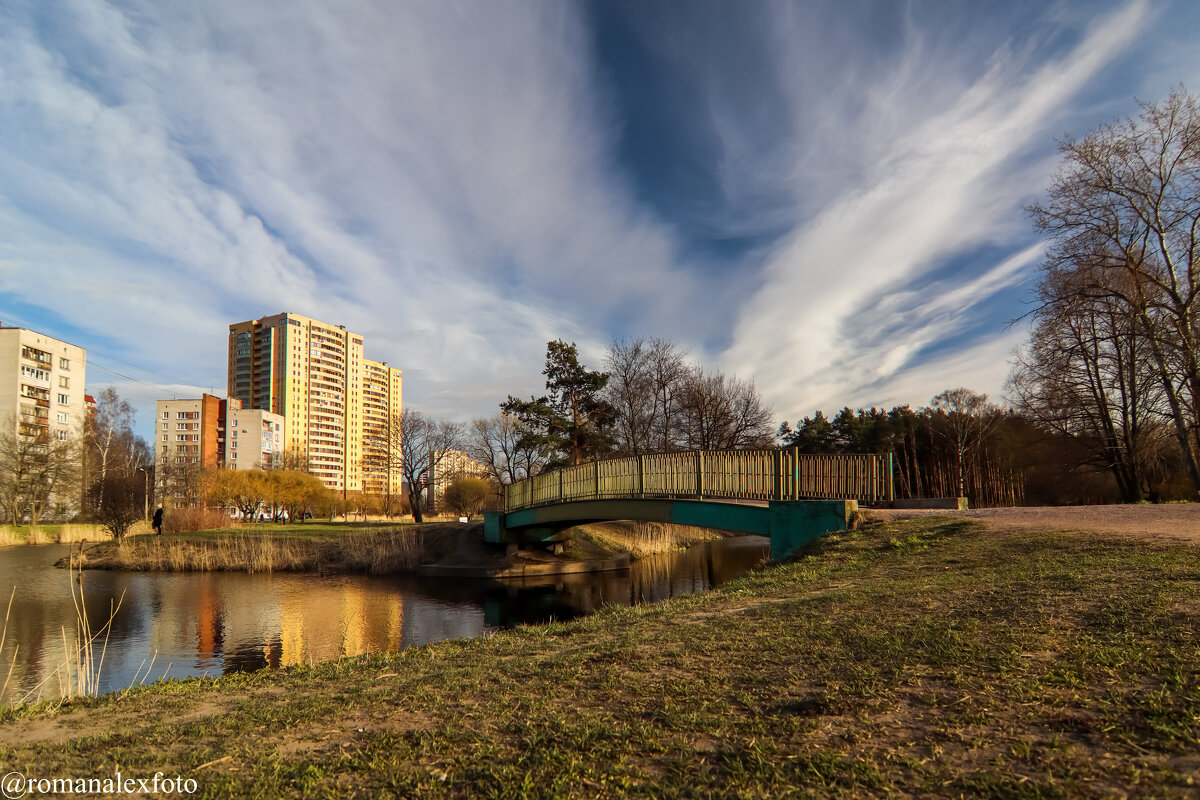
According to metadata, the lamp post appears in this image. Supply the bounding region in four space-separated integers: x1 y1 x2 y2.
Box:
136 467 150 520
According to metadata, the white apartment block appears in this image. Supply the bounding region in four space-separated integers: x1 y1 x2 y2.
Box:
0 325 87 444
226 407 286 470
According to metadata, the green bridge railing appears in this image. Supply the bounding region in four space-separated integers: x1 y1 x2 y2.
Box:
504 450 894 512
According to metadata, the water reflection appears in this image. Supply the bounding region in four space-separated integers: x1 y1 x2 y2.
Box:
0 536 767 704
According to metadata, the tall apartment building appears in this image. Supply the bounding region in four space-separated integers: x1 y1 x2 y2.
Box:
0 325 87 443
228 313 401 494
362 358 404 496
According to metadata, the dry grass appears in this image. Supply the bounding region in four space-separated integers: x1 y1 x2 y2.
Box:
0 523 118 545
78 527 427 575
163 508 240 534
574 520 726 558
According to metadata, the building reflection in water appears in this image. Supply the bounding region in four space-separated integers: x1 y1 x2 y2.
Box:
0 535 768 701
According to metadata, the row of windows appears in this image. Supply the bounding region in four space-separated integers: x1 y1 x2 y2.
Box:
19 348 69 370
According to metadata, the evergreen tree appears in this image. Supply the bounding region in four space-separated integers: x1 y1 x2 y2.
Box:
502 340 614 467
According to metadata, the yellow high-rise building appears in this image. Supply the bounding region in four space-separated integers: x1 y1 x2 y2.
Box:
228 313 401 494
362 358 404 496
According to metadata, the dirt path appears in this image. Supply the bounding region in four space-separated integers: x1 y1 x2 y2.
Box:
867 504 1200 545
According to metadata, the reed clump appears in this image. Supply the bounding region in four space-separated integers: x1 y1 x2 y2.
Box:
78 527 427 575
575 521 726 559
163 508 240 534
0 523 109 546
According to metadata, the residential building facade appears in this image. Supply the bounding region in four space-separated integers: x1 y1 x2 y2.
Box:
226 407 285 471
156 394 230 506
361 358 403 497
0 325 87 444
429 449 488 509
228 313 400 494
0 325 88 518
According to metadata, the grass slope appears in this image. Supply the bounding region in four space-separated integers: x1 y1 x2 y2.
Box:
2 517 1198 798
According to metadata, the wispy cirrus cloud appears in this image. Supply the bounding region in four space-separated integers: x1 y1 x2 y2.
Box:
721 0 1151 418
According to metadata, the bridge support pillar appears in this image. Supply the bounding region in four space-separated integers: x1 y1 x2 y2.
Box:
484 510 506 544
768 499 858 561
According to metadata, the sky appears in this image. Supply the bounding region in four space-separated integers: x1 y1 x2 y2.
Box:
1 0 1198 442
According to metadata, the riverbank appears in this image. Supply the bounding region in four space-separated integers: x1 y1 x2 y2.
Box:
63 520 727 575
4 515 1197 797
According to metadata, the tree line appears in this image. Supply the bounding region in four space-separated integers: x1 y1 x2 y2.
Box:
1010 88 1200 502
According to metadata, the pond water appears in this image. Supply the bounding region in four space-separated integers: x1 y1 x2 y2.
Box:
0 536 769 705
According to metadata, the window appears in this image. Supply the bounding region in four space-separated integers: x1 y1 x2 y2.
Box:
60 357 70 370
59 376 70 389
56 412 68 424
56 430 67 441
162 411 168 419
58 393 69 405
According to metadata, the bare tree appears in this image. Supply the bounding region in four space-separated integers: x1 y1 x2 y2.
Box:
86 388 137 514
675 368 775 450
467 413 545 490
931 388 1000 499
361 419 404 518
395 409 463 523
0 416 80 526
159 457 204 509
1027 88 1200 496
1008 262 1162 501
604 337 689 454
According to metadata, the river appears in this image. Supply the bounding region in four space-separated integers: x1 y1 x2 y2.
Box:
0 536 769 705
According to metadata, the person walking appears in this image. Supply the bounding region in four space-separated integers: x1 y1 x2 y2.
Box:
152 506 164 536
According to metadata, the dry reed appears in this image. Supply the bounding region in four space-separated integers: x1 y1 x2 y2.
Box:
579 521 725 559
80 527 427 575
163 508 239 534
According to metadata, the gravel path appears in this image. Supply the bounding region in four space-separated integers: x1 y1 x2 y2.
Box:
866 504 1200 545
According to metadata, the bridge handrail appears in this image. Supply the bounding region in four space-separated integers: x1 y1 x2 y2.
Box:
504 449 894 512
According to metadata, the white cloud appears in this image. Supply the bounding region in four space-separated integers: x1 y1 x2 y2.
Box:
0 0 691 426
723 0 1148 420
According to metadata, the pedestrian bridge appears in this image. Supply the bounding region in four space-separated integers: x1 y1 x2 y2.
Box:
484 449 893 560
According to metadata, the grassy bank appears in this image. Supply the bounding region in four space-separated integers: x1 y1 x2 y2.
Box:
0 522 150 545
69 520 714 574
71 524 430 574
2 516 1198 797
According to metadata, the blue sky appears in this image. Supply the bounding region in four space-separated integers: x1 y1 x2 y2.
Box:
1 0 1197 441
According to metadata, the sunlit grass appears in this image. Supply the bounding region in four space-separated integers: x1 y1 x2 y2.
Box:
2 516 1198 798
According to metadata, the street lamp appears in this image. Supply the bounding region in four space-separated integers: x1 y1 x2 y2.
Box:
136 467 150 520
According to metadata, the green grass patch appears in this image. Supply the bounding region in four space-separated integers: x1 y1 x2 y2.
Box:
3 516 1199 797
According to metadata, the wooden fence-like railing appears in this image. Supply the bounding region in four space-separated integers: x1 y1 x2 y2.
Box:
504 450 894 512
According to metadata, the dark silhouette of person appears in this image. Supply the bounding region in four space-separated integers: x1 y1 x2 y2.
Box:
152 506 164 536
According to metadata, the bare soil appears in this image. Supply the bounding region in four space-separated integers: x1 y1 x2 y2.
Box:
866 503 1200 544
